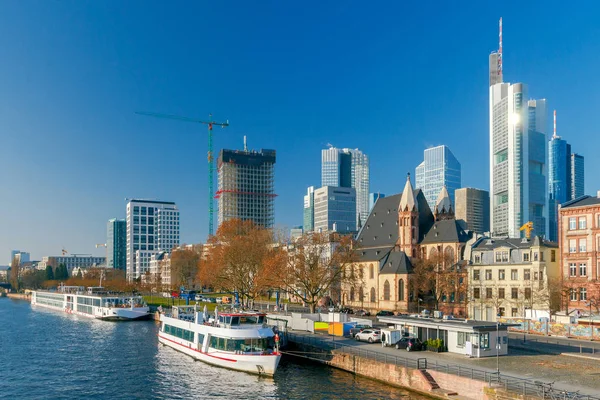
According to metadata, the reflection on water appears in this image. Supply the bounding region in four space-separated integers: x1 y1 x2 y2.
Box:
1 299 429 399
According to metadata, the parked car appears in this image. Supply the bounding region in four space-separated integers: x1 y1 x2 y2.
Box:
349 325 370 338
194 295 206 302
376 310 394 317
216 298 223 304
207 297 217 303
355 309 371 316
339 307 354 314
395 337 423 351
354 329 381 343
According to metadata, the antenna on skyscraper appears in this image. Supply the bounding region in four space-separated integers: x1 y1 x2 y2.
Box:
498 17 503 82
553 110 557 139
244 135 248 152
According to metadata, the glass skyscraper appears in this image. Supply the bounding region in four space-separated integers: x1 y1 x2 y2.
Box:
547 124 585 241
303 186 315 232
415 145 461 211
107 218 126 270
321 147 369 228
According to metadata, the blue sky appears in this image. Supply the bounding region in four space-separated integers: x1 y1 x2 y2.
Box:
1 1 599 262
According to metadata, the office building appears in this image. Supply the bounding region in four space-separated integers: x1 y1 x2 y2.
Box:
321 147 369 228
303 186 315 232
489 19 548 238
369 192 385 212
571 153 585 200
313 186 356 234
10 250 30 265
548 111 585 241
216 146 276 229
126 199 179 281
37 255 106 273
455 188 490 234
290 227 303 242
415 145 461 210
107 219 126 270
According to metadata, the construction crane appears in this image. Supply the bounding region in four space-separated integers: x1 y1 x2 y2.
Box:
519 222 534 240
136 111 229 236
62 248 68 256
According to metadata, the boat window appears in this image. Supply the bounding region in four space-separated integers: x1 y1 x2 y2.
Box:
224 316 231 324
230 316 240 326
258 316 265 324
240 316 259 324
219 316 224 324
198 333 205 345
208 337 272 352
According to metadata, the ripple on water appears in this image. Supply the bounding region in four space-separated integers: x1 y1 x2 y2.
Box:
1 299 429 399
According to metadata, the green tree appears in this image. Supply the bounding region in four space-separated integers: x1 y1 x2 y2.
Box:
22 270 46 289
45 265 54 281
55 263 68 280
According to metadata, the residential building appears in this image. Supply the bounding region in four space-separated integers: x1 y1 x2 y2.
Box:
369 192 385 212
37 255 106 273
216 147 276 229
313 186 356 234
468 236 558 321
548 111 585 241
107 219 126 270
571 153 585 200
10 250 30 265
321 147 369 228
558 195 600 314
489 20 548 238
303 186 315 232
290 227 303 242
454 188 490 234
415 145 461 211
126 199 180 281
342 175 471 316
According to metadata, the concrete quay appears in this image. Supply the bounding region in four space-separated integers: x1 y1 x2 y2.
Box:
284 330 600 400
6 292 30 301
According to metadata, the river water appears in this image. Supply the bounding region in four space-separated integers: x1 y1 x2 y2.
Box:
0 298 429 399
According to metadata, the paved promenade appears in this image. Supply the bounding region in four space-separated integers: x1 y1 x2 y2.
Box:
287 330 600 397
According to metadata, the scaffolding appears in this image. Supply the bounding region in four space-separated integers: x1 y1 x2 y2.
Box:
216 148 276 229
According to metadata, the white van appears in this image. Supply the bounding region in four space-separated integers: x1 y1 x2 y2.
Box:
380 329 403 347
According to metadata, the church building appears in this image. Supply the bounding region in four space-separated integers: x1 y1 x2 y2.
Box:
342 174 471 316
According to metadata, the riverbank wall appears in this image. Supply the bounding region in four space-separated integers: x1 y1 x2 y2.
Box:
6 293 30 301
286 333 548 400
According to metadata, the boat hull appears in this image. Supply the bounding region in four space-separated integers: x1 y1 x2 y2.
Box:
158 333 281 376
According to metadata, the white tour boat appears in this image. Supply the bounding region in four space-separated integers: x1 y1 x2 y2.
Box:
31 285 151 321
158 306 282 376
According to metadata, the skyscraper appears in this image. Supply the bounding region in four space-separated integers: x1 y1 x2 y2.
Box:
547 111 585 241
415 145 461 210
313 186 356 234
454 188 490 234
369 192 386 212
216 147 276 229
126 199 180 281
303 186 315 232
321 147 369 228
489 19 548 238
571 153 585 200
107 218 126 270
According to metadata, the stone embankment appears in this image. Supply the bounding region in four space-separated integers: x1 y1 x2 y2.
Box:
6 293 30 301
285 333 572 400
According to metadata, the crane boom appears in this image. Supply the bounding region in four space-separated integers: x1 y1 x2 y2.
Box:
136 111 229 236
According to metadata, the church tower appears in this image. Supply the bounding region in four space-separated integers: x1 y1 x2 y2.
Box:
434 186 455 221
398 173 419 257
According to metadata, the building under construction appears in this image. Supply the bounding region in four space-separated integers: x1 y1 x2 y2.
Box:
216 143 276 230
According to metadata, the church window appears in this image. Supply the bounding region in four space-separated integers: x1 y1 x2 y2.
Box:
383 280 390 301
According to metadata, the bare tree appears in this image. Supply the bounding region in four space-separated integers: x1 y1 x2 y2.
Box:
9 257 20 291
171 247 200 289
412 251 457 311
272 232 358 313
198 219 278 306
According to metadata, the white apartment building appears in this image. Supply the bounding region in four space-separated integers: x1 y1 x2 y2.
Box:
126 199 180 281
37 255 106 272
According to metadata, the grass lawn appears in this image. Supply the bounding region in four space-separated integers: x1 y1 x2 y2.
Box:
143 296 219 311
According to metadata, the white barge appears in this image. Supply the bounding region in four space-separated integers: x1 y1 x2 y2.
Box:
158 306 281 376
31 285 150 321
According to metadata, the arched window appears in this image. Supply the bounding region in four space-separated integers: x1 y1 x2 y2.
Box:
383 280 390 301
445 246 455 264
370 287 376 303
350 287 355 302
369 264 374 279
429 247 437 260
399 279 405 301
359 286 364 301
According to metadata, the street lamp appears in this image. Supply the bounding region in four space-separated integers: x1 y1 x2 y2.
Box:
496 311 501 375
